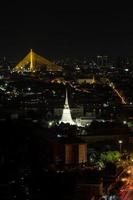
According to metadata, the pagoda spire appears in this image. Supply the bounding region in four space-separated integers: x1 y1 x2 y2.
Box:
64 89 69 108
60 89 75 125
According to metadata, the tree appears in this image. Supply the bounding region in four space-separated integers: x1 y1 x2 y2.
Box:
100 151 121 163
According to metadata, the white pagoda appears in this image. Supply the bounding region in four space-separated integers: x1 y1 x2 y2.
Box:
60 90 75 125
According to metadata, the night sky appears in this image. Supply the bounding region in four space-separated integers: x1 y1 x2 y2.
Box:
0 2 133 60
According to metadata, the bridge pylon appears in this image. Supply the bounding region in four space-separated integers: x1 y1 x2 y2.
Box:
14 49 62 72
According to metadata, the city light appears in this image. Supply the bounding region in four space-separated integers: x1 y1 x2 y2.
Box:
118 140 123 153
1 4 133 200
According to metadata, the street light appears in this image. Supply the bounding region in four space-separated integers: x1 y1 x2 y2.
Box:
118 140 123 153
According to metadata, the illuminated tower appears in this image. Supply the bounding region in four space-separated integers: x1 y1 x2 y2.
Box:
60 90 75 125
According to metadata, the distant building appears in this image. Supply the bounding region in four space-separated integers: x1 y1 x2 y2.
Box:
56 90 97 127
65 143 87 164
76 117 93 127
77 76 96 84
52 137 87 165
59 90 75 125
97 55 108 67
54 106 84 118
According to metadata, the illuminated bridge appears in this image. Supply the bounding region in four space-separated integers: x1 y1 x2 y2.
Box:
13 49 62 73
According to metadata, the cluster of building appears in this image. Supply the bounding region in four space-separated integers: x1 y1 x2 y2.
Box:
0 50 133 199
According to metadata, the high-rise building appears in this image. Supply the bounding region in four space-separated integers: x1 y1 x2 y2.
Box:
97 55 108 66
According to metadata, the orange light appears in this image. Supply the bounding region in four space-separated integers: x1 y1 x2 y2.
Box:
121 178 127 182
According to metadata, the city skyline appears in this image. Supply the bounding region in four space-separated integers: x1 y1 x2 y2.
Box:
0 3 133 198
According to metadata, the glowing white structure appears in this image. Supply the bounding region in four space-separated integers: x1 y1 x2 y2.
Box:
60 90 75 125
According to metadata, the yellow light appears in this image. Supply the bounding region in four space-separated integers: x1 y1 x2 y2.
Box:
30 49 33 70
113 87 126 104
121 178 127 182
14 49 62 73
108 81 126 104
